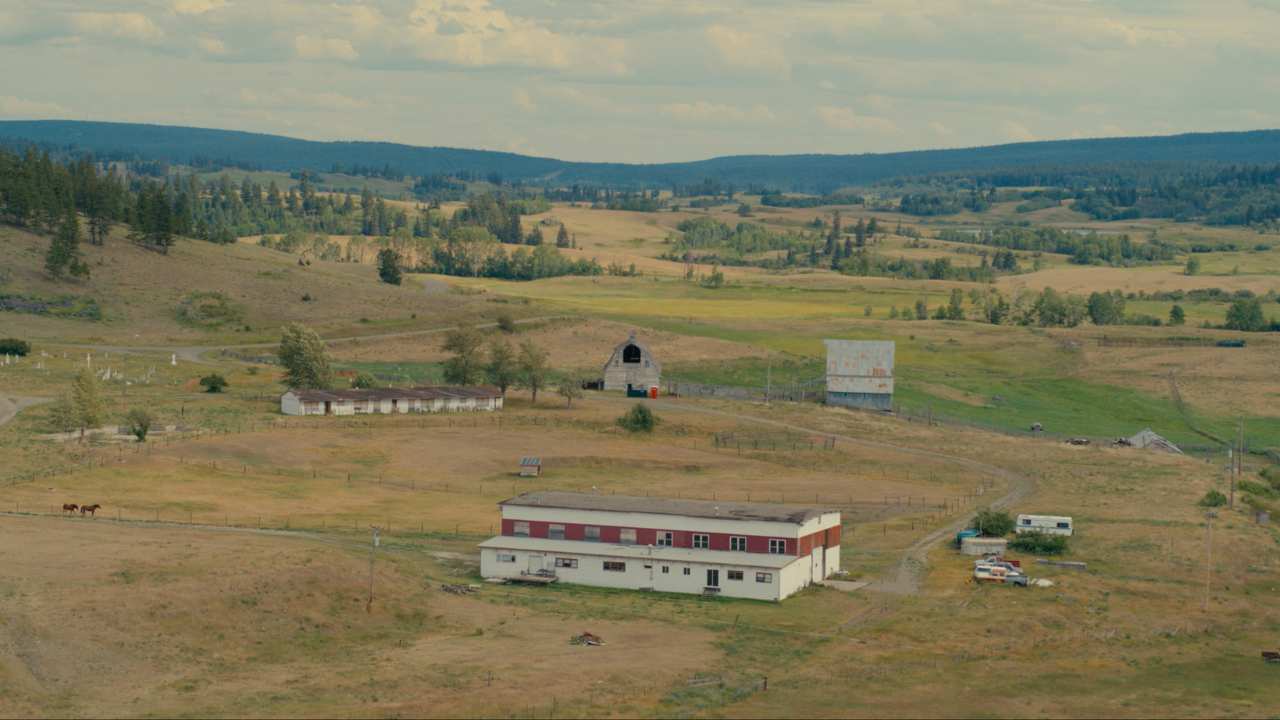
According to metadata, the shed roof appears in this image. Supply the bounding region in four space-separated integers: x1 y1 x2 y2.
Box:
1125 428 1183 454
499 491 834 524
520 457 541 466
284 386 501 403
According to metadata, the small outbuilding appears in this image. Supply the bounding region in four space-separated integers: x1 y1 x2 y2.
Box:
1116 428 1182 454
519 457 542 477
824 340 895 411
602 332 660 396
280 386 503 416
961 536 1009 556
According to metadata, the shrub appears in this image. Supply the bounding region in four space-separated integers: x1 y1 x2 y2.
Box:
1238 479 1277 499
972 509 1015 537
1009 531 1068 554
1198 489 1227 507
351 372 377 389
497 313 517 333
199 373 228 393
176 291 245 328
125 408 153 442
0 338 31 356
617 403 657 433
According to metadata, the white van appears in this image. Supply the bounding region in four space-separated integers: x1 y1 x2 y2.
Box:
1015 514 1073 536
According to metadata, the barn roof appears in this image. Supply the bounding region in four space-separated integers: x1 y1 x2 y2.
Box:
1125 428 1183 454
603 332 661 371
499 491 834 524
284 386 502 402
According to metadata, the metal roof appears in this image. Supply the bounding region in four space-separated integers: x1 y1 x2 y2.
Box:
520 457 541 466
478 536 801 569
284 386 502 402
499 491 834 524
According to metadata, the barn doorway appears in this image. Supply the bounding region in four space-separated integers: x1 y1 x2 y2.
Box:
324 401 332 415
622 344 642 363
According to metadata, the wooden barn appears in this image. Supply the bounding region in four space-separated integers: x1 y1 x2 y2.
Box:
602 332 660 396
280 386 502 416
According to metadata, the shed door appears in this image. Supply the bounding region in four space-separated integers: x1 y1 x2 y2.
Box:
706 569 719 588
528 555 543 573
811 546 823 583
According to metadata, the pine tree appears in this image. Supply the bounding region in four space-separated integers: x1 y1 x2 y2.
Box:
71 369 103 441
556 224 570 248
377 248 402 285
46 207 88 280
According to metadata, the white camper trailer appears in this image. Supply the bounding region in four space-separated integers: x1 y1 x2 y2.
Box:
1015 514 1073 536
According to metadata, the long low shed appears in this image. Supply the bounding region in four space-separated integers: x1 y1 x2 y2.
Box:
280 386 503 416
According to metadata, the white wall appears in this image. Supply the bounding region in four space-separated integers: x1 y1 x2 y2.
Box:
480 547 802 601
280 393 304 416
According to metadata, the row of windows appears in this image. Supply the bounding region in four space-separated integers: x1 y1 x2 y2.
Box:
512 522 788 553
497 553 774 583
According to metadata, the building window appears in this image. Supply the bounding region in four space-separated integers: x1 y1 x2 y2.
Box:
730 536 747 552
656 531 673 547
584 526 601 542
727 570 744 581
513 521 530 537
554 557 578 569
661 566 670 574
496 553 516 563
682 567 691 576
768 539 787 554
756 572 773 583
603 561 626 572
548 524 565 540
1056 522 1070 529
692 534 709 549
619 528 637 545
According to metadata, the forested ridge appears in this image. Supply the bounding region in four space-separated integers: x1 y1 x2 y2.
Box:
5 120 1280 193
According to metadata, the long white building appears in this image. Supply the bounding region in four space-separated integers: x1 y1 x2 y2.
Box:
280 386 502 416
479 491 842 601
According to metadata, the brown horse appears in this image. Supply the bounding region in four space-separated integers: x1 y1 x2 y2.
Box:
79 504 101 517
62 503 78 513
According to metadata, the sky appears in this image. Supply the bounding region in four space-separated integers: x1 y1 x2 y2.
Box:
1 0 1278 163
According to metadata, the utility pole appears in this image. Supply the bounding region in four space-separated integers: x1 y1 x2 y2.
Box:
1202 510 1216 612
766 359 772 404
367 526 381 613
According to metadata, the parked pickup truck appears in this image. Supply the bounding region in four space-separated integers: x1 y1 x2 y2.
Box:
973 562 1029 586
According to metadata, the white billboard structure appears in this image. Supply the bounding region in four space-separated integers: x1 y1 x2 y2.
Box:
823 340 895 411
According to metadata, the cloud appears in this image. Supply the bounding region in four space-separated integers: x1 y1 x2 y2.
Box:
69 12 163 43
705 24 789 76
401 0 627 74
1001 120 1037 142
171 0 227 15
513 88 537 112
196 35 226 56
239 87 369 111
661 101 775 123
294 34 359 62
0 95 68 118
816 106 896 133
929 121 953 137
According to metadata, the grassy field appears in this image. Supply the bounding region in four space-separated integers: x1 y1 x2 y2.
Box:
3 196 1280 718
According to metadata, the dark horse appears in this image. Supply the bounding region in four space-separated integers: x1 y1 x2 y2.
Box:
79 504 101 516
62 503 78 513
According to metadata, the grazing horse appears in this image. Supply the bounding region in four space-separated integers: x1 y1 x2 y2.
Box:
79 504 101 517
62 503 78 513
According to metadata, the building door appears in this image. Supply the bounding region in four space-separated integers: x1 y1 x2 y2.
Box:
706 569 720 588
811 546 823 583
392 399 398 413
528 555 543 573
324 401 332 415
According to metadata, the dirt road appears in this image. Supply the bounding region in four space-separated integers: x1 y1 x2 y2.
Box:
637 398 1036 594
0 395 48 429
61 314 572 364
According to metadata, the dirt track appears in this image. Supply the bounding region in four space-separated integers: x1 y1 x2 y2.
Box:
0 395 47 429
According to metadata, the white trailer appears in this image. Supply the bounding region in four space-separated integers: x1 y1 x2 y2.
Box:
1015 514 1073 536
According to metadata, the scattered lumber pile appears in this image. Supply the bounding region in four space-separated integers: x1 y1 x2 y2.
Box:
570 631 605 646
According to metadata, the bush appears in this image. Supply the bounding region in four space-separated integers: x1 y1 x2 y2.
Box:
176 291 245 328
1238 479 1277 499
616 403 656 433
1198 489 1227 507
972 509 1015 537
351 372 377 389
199 373 228 393
496 313 517 333
1009 532 1068 554
125 408 153 442
0 338 31 356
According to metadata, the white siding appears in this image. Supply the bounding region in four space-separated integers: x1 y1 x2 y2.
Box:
480 546 799 601
280 392 304 416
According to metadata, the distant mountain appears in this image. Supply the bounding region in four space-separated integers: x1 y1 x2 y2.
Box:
4 120 1280 192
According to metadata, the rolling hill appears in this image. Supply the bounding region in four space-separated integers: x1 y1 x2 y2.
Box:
4 120 1280 192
